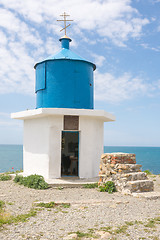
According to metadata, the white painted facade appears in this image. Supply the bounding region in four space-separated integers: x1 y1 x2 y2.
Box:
11 108 115 179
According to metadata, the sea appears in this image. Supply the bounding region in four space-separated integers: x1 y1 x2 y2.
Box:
0 145 160 174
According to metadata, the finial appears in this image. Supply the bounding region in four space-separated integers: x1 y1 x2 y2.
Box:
57 12 73 36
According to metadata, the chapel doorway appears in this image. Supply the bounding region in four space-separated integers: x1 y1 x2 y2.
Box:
61 131 79 177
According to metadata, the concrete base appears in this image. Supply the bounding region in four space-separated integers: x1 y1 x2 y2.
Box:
46 177 99 188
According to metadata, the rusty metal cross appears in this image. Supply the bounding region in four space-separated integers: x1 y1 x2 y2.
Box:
57 12 73 35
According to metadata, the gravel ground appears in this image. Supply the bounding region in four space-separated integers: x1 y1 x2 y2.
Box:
0 175 160 240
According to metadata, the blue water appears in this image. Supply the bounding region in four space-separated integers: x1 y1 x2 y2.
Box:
104 146 160 175
0 145 23 173
0 145 159 174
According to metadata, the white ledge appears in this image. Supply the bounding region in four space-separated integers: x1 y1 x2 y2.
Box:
11 108 115 122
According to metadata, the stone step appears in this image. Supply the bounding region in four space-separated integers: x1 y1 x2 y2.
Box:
120 172 147 181
132 192 160 199
116 164 142 173
124 180 154 193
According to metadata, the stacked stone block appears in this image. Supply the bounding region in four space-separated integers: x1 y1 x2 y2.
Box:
99 153 154 194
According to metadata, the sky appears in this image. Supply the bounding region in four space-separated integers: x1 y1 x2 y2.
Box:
0 0 160 146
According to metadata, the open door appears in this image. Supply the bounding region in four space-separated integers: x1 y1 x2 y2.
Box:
61 131 79 177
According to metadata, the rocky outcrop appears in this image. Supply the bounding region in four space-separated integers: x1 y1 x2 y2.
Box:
99 153 154 194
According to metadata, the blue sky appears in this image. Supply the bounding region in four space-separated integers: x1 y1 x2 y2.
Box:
0 0 160 146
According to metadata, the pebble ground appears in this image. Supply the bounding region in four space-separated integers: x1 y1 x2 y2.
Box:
0 175 160 240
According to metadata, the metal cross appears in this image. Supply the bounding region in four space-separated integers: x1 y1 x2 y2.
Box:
57 12 73 35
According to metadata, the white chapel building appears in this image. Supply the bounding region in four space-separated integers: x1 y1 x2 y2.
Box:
11 14 115 179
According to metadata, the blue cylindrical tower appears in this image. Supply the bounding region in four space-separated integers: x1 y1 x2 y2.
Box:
34 35 96 109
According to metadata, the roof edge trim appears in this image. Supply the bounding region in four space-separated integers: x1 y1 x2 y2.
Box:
34 59 96 71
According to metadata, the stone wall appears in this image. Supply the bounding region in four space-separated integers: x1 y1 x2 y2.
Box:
99 153 154 194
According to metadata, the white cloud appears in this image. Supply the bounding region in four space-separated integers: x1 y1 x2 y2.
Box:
140 43 160 52
91 54 106 67
0 30 7 45
157 79 160 89
0 0 150 95
95 71 155 103
0 0 149 43
157 25 160 32
45 37 60 56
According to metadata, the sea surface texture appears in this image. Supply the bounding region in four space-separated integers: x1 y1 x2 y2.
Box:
0 145 23 173
0 145 159 174
104 146 160 175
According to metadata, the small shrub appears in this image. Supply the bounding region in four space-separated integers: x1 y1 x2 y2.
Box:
0 174 12 181
144 170 152 175
83 183 98 188
14 174 49 190
99 181 116 193
14 175 24 184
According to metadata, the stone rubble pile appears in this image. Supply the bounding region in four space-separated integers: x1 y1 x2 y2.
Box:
99 153 154 194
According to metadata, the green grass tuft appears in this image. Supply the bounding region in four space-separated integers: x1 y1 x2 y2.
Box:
0 174 12 181
83 183 98 188
125 221 134 226
144 170 152 175
5 170 23 175
0 201 5 209
100 226 112 232
7 202 14 206
75 231 96 238
61 203 70 208
36 202 55 208
0 208 37 228
134 220 143 225
144 221 155 228
114 225 128 234
13 209 37 223
36 202 70 209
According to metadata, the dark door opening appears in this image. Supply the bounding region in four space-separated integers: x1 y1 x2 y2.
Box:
61 131 79 177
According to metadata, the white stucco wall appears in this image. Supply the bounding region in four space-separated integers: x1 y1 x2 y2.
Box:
12 108 115 179
79 116 104 178
23 117 50 178
48 116 63 178
23 116 63 179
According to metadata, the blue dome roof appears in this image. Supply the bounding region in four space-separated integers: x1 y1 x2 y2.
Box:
46 48 85 61
35 35 95 109
34 36 96 70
